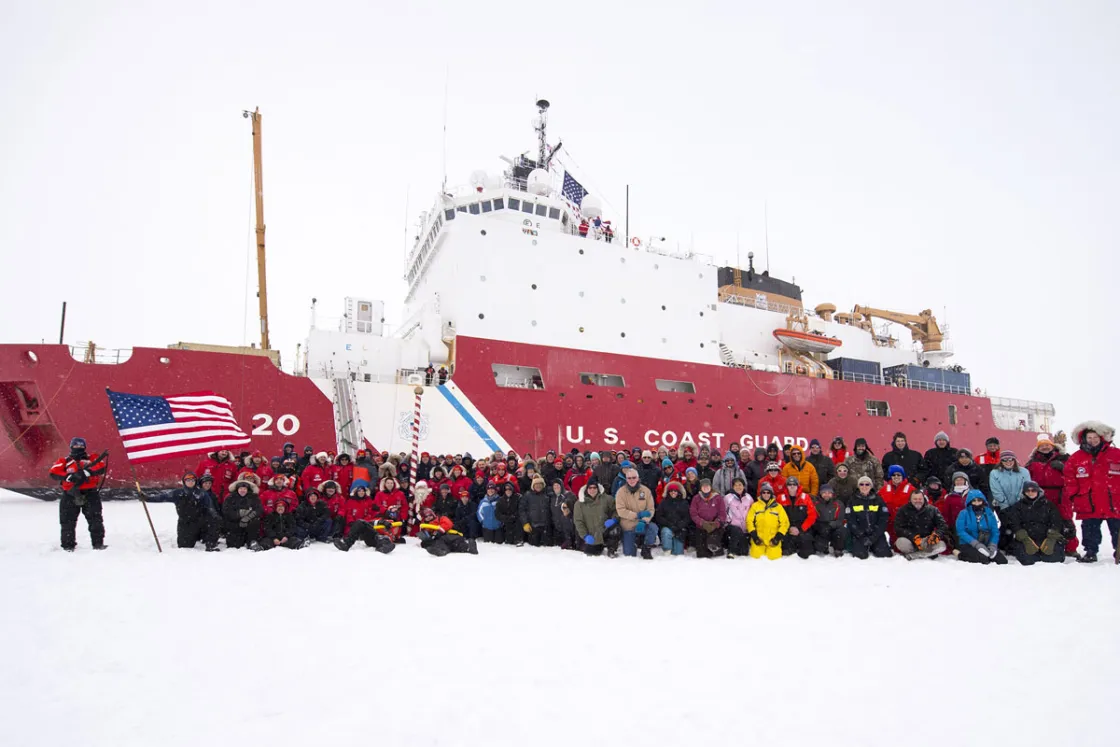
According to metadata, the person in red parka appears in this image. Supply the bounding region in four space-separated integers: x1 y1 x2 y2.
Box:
260 474 298 514
320 480 348 536
878 465 916 543
829 437 849 466
195 449 239 503
1026 435 1079 557
343 480 376 533
758 462 786 499
330 453 354 497
776 475 818 559
300 452 331 494
1063 420 1120 563
249 451 273 481
448 465 473 498
491 462 518 491
373 476 409 543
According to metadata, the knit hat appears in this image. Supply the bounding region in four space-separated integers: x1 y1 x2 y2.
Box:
951 471 970 486
182 471 197 482
986 437 1000 446
686 466 698 476
957 448 973 458
934 431 950 443
753 447 767 458
486 481 498 491
724 454 736 464
620 460 634 469
699 477 712 487
925 475 942 487
199 474 213 484
835 462 848 473
662 458 674 469
765 462 781 472
887 464 906 479
819 483 834 496
758 483 775 496
785 475 799 486
854 437 868 449
439 482 451 491
1023 480 1041 495
641 450 654 459
531 475 546 491
857 476 873 487
809 438 821 449
1035 435 1055 449
999 450 1017 462
589 452 601 462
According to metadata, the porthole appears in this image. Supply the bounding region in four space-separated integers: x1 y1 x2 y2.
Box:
688 399 695 404
578 291 585 297
654 264 659 270
620 298 626 304
620 257 626 264
531 284 537 290
480 230 487 236
26 351 38 364
700 343 705 348
616 393 624 399
480 275 486 281
579 327 585 333
586 394 593 399
478 313 485 319
699 311 704 317
531 320 537 327
661 305 666 311
733 413 739 419
620 332 626 338
559 392 565 398
579 249 584 255
159 357 171 364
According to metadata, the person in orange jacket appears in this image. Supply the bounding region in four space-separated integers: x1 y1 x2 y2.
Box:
48 437 109 551
781 446 819 496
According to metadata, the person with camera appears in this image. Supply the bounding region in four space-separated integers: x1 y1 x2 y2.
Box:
48 437 109 551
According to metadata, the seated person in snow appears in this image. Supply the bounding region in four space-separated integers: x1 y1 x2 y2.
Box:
1004 481 1065 565
892 490 949 560
845 476 892 559
690 478 726 558
294 489 334 543
417 507 478 557
776 475 818 559
222 479 263 550
452 488 481 539
657 481 692 555
573 478 620 557
809 483 847 557
955 490 1008 565
723 476 753 558
259 499 304 550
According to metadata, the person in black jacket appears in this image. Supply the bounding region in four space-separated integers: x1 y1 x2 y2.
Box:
943 449 989 499
893 491 949 559
636 451 662 494
845 477 892 559
881 432 923 487
549 478 578 549
917 431 958 485
223 479 263 550
418 508 478 557
743 447 769 495
519 476 552 546
433 483 458 519
260 500 304 550
1004 481 1065 565
452 488 481 539
809 483 846 557
657 480 692 555
806 440 837 486
495 482 523 546
172 472 220 551
294 489 333 543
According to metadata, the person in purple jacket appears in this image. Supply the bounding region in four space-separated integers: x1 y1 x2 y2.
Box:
690 478 726 558
724 477 754 558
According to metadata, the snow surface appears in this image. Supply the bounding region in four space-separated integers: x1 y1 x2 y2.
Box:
2 488 1119 747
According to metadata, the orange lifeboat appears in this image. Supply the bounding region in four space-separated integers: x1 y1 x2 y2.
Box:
773 328 842 354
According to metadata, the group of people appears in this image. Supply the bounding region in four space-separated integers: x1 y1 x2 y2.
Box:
49 421 1120 565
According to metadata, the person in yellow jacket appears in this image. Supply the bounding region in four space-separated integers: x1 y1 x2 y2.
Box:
747 482 790 559
781 445 820 496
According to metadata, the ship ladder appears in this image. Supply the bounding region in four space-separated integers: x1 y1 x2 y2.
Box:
332 365 365 455
718 342 745 369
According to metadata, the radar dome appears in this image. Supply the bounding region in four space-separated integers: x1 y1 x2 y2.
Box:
526 169 551 196
581 194 603 220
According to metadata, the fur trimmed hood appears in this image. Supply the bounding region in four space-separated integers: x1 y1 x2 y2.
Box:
1074 420 1115 444
229 479 259 495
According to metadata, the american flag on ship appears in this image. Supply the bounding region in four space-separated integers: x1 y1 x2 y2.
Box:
106 389 251 464
561 171 588 216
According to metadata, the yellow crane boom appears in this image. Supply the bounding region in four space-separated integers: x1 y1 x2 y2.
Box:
851 305 945 351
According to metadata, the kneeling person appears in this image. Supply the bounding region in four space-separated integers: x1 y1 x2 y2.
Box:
261 500 304 550
893 490 949 560
614 468 658 559
223 479 263 550
573 478 620 557
295 489 334 543
810 484 847 557
746 483 789 559
1005 481 1065 565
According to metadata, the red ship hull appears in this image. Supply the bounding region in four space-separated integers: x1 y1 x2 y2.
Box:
1 337 1044 496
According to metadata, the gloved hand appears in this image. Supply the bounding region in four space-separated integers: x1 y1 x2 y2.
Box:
914 535 925 551
239 509 251 518
986 544 998 558
861 536 873 548
749 531 762 545
604 519 618 529
637 510 651 519
523 523 532 533
701 521 716 533
635 521 647 534
771 532 784 547
1013 529 1038 555
972 541 989 557
1040 529 1064 555
928 531 942 547
583 534 595 545
1051 459 1065 472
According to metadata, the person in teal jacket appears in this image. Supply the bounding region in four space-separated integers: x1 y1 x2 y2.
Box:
988 450 1028 511
955 489 1007 564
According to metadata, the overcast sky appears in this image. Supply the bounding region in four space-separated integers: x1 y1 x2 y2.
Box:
2 0 1117 434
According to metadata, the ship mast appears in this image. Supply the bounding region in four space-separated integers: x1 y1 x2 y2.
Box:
245 107 271 351
534 99 550 169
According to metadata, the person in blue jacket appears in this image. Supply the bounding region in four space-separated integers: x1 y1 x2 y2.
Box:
476 481 503 543
955 489 1008 564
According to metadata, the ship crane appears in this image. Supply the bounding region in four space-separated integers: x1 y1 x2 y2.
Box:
851 305 945 352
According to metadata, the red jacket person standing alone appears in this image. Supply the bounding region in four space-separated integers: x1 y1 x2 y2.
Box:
1063 420 1120 563
48 437 109 551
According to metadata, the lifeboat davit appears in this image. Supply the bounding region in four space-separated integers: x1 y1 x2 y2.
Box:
773 328 842 354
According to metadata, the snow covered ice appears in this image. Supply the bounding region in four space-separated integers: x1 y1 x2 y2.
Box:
2 489 1119 747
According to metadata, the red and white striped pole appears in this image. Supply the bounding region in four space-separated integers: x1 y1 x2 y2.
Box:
408 385 423 527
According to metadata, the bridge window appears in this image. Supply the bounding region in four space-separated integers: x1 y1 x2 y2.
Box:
865 399 891 417
492 364 544 390
580 372 625 387
456 205 467 213
444 209 455 220
535 203 547 217
469 203 480 215
508 198 520 211
481 201 493 213
521 201 534 214
493 198 504 210
655 379 696 393
548 207 560 220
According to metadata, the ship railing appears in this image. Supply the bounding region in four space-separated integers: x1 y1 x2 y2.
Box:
837 371 885 386
718 292 810 318
884 376 971 395
69 343 134 365
988 396 1056 415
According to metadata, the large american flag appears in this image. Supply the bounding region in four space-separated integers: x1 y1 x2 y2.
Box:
561 171 588 207
107 389 251 464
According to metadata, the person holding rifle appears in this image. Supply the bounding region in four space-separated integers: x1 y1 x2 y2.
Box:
48 437 109 551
